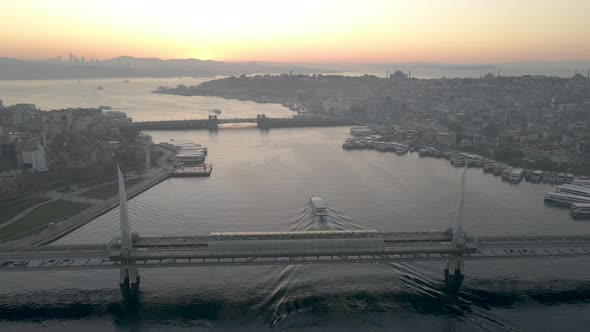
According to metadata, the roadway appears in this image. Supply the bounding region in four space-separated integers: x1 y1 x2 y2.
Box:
3 232 590 272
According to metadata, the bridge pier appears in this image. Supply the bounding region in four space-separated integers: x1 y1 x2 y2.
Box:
207 115 219 130
444 256 464 291
119 264 140 298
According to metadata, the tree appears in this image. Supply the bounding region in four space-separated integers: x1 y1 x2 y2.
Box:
483 124 499 138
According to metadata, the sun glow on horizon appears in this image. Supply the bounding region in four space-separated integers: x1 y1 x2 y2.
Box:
1 0 589 63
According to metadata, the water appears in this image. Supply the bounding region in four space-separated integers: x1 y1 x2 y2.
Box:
0 77 293 121
2 127 590 331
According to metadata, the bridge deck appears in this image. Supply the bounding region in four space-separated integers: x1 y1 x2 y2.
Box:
2 233 590 272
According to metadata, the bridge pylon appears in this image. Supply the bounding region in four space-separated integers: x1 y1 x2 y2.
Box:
117 166 140 298
445 165 467 288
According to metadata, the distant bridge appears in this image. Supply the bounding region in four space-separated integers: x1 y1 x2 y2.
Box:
119 115 357 130
1 167 590 298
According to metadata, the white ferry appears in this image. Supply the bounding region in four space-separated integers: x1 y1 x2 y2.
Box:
172 152 205 165
542 171 550 182
572 179 590 188
179 146 208 155
557 184 590 198
350 126 373 136
508 168 525 183
310 196 328 216
570 203 590 219
557 172 566 184
565 173 574 184
530 170 543 183
501 167 513 180
544 192 590 206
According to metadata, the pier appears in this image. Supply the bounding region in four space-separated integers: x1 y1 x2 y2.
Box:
119 115 358 131
171 164 213 177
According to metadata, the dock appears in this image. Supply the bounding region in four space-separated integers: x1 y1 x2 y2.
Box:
171 164 213 177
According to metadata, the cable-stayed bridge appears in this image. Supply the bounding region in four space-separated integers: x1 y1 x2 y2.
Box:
1 167 590 298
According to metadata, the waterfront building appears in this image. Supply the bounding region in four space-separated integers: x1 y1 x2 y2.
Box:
436 131 456 147
22 148 48 172
522 144 564 163
0 170 19 199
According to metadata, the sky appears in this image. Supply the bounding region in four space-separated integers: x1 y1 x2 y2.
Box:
1 0 589 64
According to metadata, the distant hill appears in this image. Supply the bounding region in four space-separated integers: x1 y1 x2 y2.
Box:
0 56 328 80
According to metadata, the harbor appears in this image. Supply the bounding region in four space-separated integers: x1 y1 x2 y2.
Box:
160 140 213 177
171 164 213 177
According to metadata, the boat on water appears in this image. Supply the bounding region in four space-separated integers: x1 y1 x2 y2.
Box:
556 184 590 198
544 192 590 206
350 126 373 136
549 172 558 183
395 144 409 155
483 162 494 173
310 196 328 217
557 172 566 184
97 86 104 90
168 140 209 165
565 173 574 184
502 167 513 180
493 164 504 176
570 203 590 219
418 147 436 157
572 179 590 188
542 171 550 182
172 151 206 165
530 170 543 183
524 168 534 181
508 168 525 183
211 109 222 115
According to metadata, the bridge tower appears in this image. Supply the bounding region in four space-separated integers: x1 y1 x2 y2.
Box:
117 166 140 298
256 114 269 129
207 115 219 130
445 165 466 288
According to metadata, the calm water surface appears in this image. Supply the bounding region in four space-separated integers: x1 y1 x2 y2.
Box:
1 127 590 331
1 78 590 331
0 77 293 121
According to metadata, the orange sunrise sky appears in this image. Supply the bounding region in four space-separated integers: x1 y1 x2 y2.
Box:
1 0 589 63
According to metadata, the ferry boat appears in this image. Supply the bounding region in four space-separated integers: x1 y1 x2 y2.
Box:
172 151 205 165
483 162 494 173
565 173 574 184
310 196 328 216
350 126 373 136
493 164 504 176
502 167 513 180
524 169 534 181
556 184 590 198
572 179 590 188
545 192 590 206
450 154 466 167
508 168 525 183
395 144 409 155
549 172 558 183
179 146 208 155
530 170 543 183
570 203 590 219
557 172 566 184
542 171 550 182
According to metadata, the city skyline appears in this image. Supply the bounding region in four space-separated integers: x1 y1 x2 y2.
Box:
1 0 590 64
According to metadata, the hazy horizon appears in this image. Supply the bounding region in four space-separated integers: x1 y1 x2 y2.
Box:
2 0 590 64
